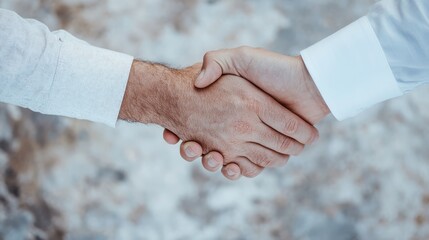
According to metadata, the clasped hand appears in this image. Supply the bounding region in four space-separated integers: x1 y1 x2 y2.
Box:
163 47 330 180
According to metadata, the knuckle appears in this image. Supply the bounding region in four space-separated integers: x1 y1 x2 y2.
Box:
292 145 304 156
271 157 289 168
237 46 252 58
237 45 250 52
284 118 299 134
242 166 260 178
278 137 293 152
204 51 216 61
278 156 290 167
307 129 319 144
255 154 271 168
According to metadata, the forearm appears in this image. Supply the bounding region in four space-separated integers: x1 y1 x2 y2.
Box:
0 9 133 126
0 9 60 109
368 0 429 92
0 8 197 129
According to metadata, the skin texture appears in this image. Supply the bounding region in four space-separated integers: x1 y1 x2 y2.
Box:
163 47 331 180
119 60 319 178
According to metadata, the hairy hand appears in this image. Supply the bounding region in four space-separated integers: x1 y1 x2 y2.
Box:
121 60 318 180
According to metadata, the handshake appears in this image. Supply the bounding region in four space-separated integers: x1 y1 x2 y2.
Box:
119 47 331 180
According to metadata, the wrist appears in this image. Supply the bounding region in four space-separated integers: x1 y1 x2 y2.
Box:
119 60 200 130
119 60 172 125
297 56 331 123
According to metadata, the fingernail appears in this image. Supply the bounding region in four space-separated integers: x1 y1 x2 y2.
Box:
185 146 197 158
207 155 218 168
226 168 237 177
195 70 205 87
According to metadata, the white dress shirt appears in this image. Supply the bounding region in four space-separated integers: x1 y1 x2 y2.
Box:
0 9 133 127
301 0 429 120
1 0 428 126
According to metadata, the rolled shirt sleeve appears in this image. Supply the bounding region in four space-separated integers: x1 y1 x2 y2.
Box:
0 9 133 127
301 0 429 120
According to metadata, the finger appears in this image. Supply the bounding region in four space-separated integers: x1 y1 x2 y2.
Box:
223 157 264 179
258 99 319 145
180 141 203 162
201 151 224 172
163 129 180 144
252 124 305 156
244 142 290 168
221 163 241 181
195 49 238 88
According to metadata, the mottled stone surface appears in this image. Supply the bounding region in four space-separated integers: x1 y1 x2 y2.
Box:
0 0 428 239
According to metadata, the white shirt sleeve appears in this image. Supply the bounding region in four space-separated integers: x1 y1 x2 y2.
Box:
0 9 134 127
300 0 429 120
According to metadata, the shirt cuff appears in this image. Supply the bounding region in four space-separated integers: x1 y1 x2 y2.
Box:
41 31 133 127
300 16 403 120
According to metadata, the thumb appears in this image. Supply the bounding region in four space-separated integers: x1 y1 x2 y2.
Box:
194 50 235 88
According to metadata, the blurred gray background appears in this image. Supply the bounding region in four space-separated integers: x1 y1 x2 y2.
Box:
0 0 429 239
